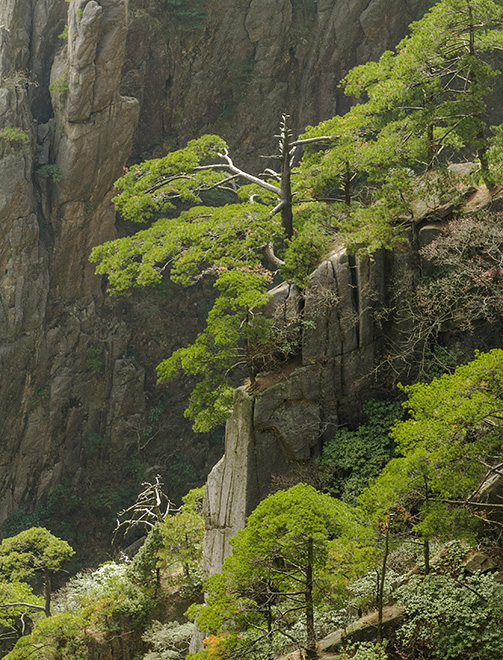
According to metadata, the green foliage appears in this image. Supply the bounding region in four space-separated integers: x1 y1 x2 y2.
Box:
0 527 74 585
58 24 68 39
90 129 331 430
164 455 200 493
1 480 132 549
340 641 389 660
49 76 69 95
190 485 371 657
108 135 228 224
85 348 104 373
342 0 503 172
394 349 503 476
359 349 503 559
348 567 401 613
129 526 166 594
81 431 108 459
0 581 44 645
28 386 49 409
55 561 154 629
280 207 333 287
95 176 282 430
0 126 30 147
142 620 194 660
2 491 70 540
22 493 204 659
37 164 64 182
161 0 206 31
91 0 503 430
397 572 503 659
129 486 205 598
321 400 402 504
156 269 272 431
4 610 91 660
160 486 205 592
299 0 503 250
0 527 74 619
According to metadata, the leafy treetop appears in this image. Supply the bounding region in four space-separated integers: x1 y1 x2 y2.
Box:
359 349 503 572
299 0 503 249
0 527 74 616
190 483 371 660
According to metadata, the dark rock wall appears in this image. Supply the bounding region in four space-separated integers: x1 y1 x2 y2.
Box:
0 0 431 554
124 0 432 164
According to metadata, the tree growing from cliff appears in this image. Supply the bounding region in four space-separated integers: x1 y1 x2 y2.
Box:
91 0 503 431
91 120 333 431
188 484 371 660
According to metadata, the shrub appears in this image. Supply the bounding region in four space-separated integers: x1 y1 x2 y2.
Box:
38 164 63 182
320 400 402 504
49 76 69 95
396 572 503 659
142 620 194 660
0 126 30 147
161 0 206 31
340 641 389 660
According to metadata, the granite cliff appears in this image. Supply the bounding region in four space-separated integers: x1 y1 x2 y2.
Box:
0 0 432 553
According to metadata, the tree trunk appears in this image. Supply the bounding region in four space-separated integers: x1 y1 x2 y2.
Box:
305 537 317 659
280 139 293 239
344 161 352 206
377 526 389 644
277 115 294 240
44 567 51 617
267 586 274 660
466 1 490 184
427 122 435 171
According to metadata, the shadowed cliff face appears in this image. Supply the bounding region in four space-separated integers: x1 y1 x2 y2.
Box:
124 0 432 163
0 0 431 555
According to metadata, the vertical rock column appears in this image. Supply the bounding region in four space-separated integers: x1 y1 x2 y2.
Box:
202 248 386 577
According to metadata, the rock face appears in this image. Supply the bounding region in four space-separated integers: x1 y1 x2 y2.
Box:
123 0 432 164
0 0 432 553
0 0 143 554
203 245 389 574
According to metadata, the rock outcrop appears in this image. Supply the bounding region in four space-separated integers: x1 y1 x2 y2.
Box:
0 0 143 553
203 245 390 575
